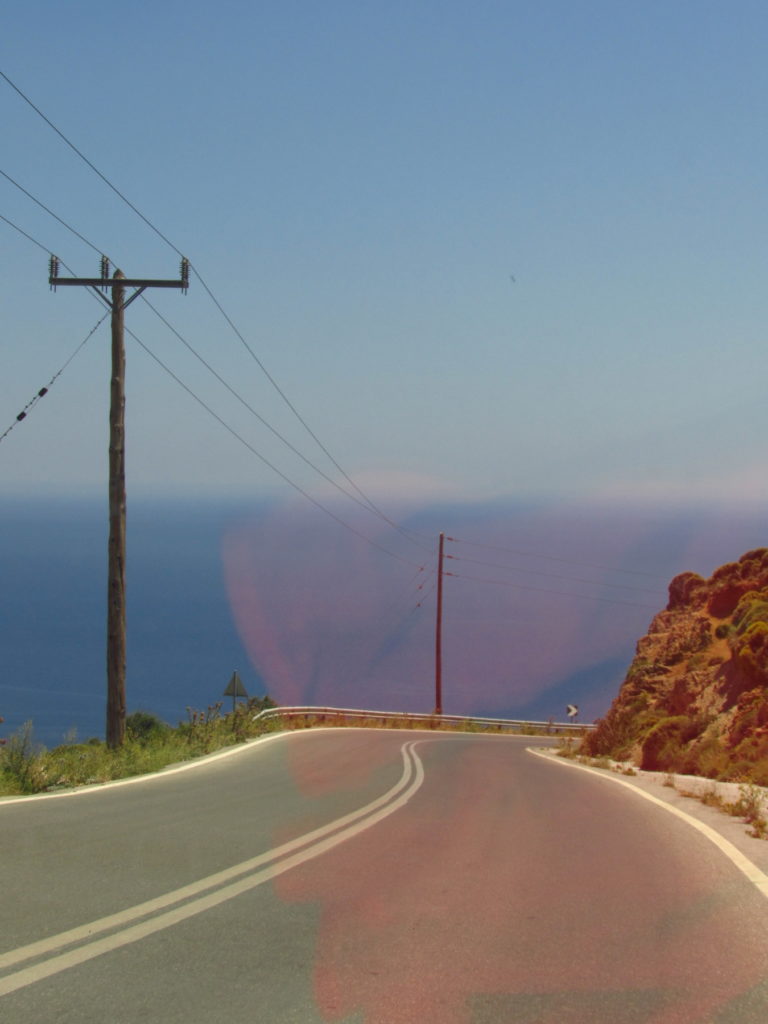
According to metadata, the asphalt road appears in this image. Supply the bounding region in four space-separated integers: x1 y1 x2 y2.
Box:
1 729 767 1024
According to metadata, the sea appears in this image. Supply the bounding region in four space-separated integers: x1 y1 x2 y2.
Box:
0 496 266 748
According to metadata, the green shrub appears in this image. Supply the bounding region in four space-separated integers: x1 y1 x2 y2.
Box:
640 715 702 772
685 735 733 780
731 590 768 633
583 709 635 757
734 623 768 685
1 721 47 793
727 688 768 749
126 710 171 745
556 737 579 759
735 782 768 838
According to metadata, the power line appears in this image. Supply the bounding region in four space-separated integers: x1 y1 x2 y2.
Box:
5 178 367 512
445 534 669 580
444 553 664 595
125 324 424 570
188 264 420 538
3 202 431 684
378 562 435 623
1 211 90 280
1 166 426 550
140 294 430 544
3 202 427 578
0 167 103 256
414 575 439 612
0 68 418 545
1 311 108 444
1 210 55 254
1 209 102 284
373 569 434 641
0 70 178 257
443 568 659 610
0 212 111 444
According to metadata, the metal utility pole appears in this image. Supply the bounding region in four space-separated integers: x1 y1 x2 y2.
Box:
49 256 189 747
434 531 445 715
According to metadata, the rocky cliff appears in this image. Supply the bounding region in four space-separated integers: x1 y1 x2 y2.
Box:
584 548 768 784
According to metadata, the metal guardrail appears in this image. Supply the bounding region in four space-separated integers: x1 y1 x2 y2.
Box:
252 705 595 734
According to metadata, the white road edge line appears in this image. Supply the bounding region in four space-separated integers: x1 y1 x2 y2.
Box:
528 747 768 901
0 742 425 997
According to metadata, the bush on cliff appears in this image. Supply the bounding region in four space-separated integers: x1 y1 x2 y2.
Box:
734 623 768 686
640 714 702 772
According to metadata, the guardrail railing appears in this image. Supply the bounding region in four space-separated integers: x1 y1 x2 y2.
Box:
252 705 595 734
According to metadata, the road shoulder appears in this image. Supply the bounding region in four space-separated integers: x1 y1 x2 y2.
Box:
527 746 768 887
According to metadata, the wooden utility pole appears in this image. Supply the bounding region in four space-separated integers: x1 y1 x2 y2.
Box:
49 256 189 747
434 531 445 715
107 270 126 748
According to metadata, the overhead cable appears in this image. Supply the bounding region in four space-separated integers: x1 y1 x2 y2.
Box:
0 167 103 256
0 311 108 444
140 294 429 539
443 568 659 610
445 535 668 580
0 68 421 546
1 210 56 254
445 553 663 595
126 325 424 570
0 70 178 256
1 168 426 551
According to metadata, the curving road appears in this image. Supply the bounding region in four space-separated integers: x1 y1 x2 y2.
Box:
1 729 767 1023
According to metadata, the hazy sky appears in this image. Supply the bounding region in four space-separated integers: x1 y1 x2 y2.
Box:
3 1 768 509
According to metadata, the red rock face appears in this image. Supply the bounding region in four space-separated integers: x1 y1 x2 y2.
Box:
707 549 768 617
586 548 768 783
666 572 707 612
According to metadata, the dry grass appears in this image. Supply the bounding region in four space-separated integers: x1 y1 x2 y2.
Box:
667 776 768 841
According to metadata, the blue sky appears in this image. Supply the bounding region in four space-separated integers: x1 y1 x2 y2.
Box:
2 1 768 507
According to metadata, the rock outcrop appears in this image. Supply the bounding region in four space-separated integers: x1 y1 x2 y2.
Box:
584 548 768 784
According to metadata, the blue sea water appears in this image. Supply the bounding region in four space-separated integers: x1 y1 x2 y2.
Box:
0 497 268 748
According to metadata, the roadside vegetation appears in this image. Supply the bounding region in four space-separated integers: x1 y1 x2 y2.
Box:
664 774 768 840
0 697 277 797
0 706 578 797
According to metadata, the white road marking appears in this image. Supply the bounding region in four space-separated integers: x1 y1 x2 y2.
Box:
529 747 768 900
0 741 424 996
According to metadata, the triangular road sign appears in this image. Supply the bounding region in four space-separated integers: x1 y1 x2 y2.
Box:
223 671 249 699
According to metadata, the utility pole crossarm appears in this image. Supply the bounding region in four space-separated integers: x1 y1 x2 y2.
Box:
49 255 190 296
50 277 188 289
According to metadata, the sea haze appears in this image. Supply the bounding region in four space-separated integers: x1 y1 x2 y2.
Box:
1 495 767 749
